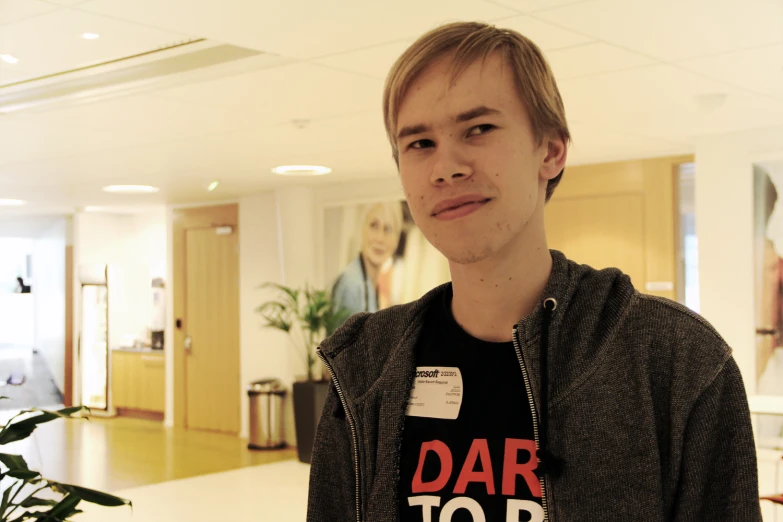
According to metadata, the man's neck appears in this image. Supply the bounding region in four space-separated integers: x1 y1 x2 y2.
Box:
449 233 553 343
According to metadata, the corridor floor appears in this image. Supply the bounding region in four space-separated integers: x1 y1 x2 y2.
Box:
0 344 62 410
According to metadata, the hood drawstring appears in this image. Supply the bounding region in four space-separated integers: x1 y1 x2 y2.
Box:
539 297 564 478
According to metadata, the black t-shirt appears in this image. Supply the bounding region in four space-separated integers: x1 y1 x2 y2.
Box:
398 288 544 522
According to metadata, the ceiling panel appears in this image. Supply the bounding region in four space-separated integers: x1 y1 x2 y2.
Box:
559 65 783 142
184 110 389 168
0 216 63 237
153 62 384 123
535 0 783 61
0 0 56 26
490 0 591 13
546 42 656 80
0 64 34 85
495 15 594 50
0 93 260 167
567 121 689 165
313 40 414 80
45 0 90 5
0 8 191 81
79 0 517 59
677 43 783 99
313 15 595 82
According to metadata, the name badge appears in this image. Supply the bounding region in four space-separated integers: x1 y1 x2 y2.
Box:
406 366 463 420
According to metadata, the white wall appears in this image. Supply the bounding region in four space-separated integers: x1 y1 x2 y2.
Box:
238 191 288 440
32 218 68 393
694 126 783 395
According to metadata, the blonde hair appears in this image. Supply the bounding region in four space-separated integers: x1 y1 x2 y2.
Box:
361 201 404 239
383 21 570 201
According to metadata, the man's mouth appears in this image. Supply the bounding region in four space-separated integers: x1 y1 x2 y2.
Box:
432 196 492 220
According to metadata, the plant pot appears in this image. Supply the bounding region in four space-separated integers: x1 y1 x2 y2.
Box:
293 380 330 463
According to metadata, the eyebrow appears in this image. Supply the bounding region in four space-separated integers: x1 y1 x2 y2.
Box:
396 105 501 141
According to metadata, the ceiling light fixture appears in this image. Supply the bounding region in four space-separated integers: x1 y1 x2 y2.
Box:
1 54 19 65
103 185 160 194
271 165 332 176
82 33 100 40
207 180 219 192
0 199 26 206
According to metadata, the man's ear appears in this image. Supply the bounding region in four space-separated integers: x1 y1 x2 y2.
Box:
540 134 568 181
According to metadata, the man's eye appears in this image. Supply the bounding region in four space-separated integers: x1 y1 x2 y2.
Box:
468 124 495 136
409 139 435 150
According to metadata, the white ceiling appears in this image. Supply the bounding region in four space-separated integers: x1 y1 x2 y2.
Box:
0 0 782 218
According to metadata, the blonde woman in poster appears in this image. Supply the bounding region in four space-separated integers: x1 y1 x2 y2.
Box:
754 166 783 438
331 202 403 320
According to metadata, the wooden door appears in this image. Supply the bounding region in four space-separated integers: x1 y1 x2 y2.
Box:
545 155 692 300
184 227 240 433
546 194 646 288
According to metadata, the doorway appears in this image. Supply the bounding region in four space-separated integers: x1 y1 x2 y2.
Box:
173 205 240 434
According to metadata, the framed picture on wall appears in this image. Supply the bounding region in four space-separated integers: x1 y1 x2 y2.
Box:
322 199 450 329
752 159 783 438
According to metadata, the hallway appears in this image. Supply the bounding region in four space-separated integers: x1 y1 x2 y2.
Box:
0 344 62 411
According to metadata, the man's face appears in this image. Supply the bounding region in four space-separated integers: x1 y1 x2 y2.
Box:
395 52 563 265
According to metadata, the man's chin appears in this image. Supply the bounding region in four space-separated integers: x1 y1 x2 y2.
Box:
437 243 495 266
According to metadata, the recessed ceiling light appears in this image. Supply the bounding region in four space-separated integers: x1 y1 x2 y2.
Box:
82 33 100 40
207 180 219 192
271 165 332 176
0 199 26 206
103 185 160 194
1 54 19 65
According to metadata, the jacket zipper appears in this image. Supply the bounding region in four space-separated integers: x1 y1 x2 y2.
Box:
318 349 362 522
512 325 550 521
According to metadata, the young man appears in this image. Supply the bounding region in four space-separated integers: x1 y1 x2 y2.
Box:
307 22 761 522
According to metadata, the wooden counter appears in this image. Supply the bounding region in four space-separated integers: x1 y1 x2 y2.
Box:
111 350 165 419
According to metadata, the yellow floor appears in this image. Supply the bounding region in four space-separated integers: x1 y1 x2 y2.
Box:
2 412 296 492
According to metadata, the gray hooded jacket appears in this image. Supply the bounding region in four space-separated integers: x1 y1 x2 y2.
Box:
307 251 761 521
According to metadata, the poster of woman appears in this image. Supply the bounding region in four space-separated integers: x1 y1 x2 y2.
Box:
753 162 783 438
323 199 450 327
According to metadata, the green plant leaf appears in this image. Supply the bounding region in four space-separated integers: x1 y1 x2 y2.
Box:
45 493 81 519
0 396 9 400
1 483 14 518
7 469 40 480
0 407 88 446
53 406 88 417
258 282 348 380
255 300 288 314
20 497 58 508
0 424 37 446
0 453 29 471
260 283 299 309
60 484 131 508
9 512 48 522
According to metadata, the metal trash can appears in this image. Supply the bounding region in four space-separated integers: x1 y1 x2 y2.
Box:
247 378 286 450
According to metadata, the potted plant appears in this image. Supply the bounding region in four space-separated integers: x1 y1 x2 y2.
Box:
256 283 349 463
0 400 130 520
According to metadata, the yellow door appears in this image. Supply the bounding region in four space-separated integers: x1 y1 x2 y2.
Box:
544 155 691 300
184 227 240 433
546 194 646 289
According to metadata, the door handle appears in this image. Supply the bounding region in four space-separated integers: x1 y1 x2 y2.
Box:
184 335 192 352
